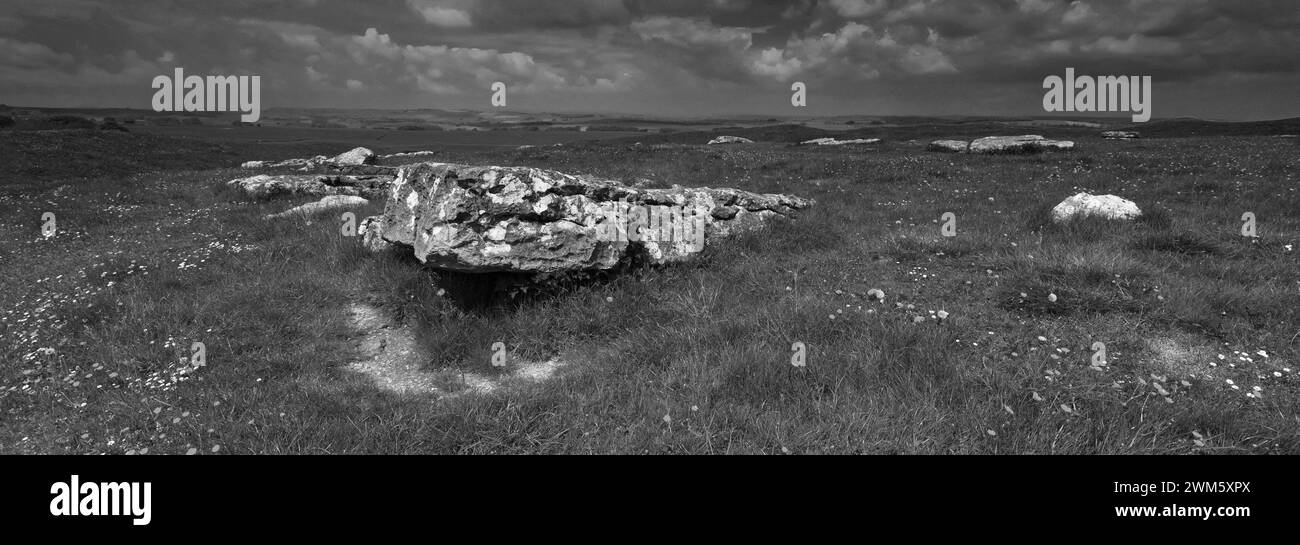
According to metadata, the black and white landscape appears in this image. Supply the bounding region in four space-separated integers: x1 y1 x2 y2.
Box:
1 0 1298 456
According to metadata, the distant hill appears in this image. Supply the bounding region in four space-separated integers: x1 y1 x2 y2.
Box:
1113 117 1300 137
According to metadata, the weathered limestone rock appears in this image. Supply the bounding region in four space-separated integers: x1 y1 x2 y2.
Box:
330 146 376 165
969 135 1074 153
928 140 969 152
263 195 370 220
226 174 394 200
707 136 754 145
360 216 392 252
1051 193 1142 223
374 162 812 273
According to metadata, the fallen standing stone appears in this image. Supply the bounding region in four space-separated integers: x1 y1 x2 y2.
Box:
798 137 881 146
707 136 754 145
226 174 394 200
969 135 1074 153
371 162 812 274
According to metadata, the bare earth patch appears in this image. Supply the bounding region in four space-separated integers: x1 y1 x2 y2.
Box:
345 302 566 397
1144 335 1215 377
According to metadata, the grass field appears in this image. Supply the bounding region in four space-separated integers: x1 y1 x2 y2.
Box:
1 123 1297 454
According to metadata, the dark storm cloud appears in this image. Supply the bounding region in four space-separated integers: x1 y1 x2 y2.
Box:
0 0 1295 119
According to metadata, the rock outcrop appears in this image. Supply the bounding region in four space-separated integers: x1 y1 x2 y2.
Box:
370 162 812 273
1101 131 1140 139
263 195 370 220
1051 193 1142 223
707 136 754 145
969 135 1074 153
227 174 394 200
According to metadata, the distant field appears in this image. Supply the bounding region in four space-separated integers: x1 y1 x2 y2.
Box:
1 122 1297 454
134 125 646 154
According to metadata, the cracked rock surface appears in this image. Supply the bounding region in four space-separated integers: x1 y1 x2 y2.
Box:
370 162 813 274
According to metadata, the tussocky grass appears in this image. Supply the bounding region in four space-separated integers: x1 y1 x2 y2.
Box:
1 128 1297 454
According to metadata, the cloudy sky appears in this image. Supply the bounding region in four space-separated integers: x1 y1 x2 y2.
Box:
1 0 1297 120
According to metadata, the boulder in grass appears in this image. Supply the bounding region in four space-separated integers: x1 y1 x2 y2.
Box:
372 162 812 273
928 140 969 153
970 135 1073 153
707 136 754 145
1101 131 1140 139
1050 193 1142 223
